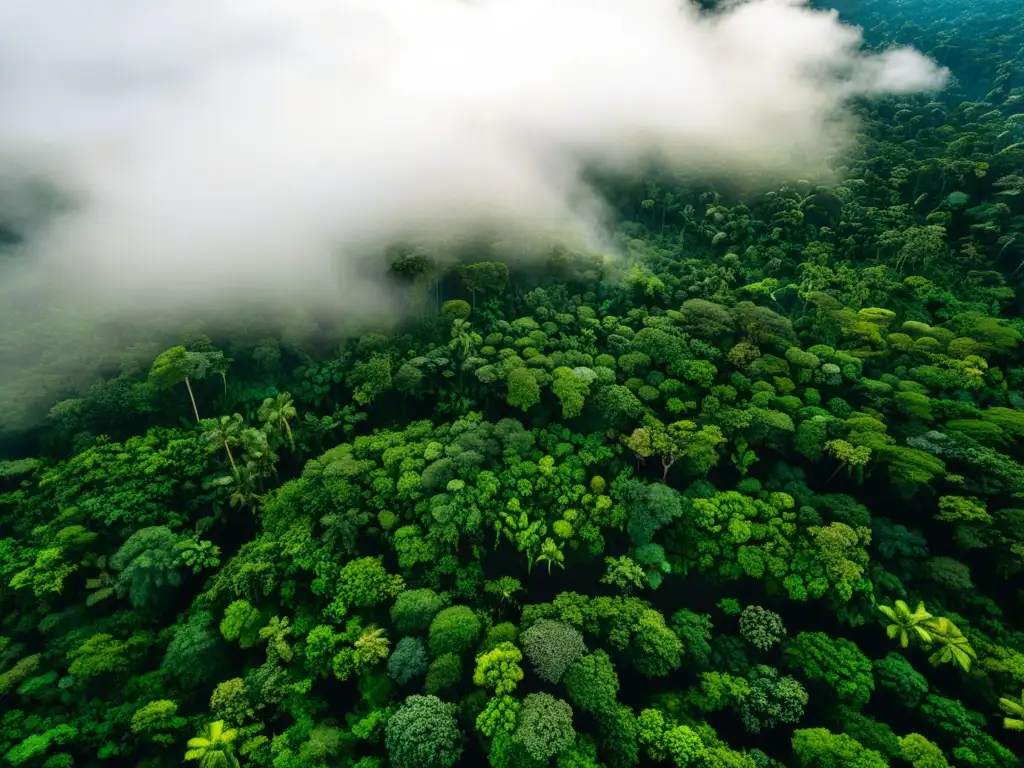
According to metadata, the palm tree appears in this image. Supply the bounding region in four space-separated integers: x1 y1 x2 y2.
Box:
215 463 265 513
238 428 278 483
535 538 565 575
85 555 114 606
202 415 243 479
448 317 481 396
210 351 230 395
495 510 544 572
878 600 935 648
998 689 1024 731
448 319 477 360
185 720 239 768
487 576 522 608
258 392 297 449
924 617 977 672
149 346 205 423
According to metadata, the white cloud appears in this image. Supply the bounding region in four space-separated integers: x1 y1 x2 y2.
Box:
0 0 946 426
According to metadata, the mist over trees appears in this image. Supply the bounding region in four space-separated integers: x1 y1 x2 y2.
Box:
2 0 1024 767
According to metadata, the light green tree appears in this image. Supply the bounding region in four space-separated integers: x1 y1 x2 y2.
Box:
878 600 934 648
824 439 873 484
535 538 565 575
184 720 240 768
601 556 645 594
476 695 520 737
998 688 1024 731
473 641 524 694
649 418 726 482
354 626 391 669
924 617 977 672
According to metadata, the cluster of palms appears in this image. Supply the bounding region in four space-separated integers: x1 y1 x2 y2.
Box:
876 599 1024 735
493 509 566 576
878 599 977 672
201 393 297 511
877 597 1024 732
149 345 299 513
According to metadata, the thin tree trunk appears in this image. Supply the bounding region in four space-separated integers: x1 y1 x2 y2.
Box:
824 461 846 485
223 442 239 478
996 234 1015 260
184 376 201 423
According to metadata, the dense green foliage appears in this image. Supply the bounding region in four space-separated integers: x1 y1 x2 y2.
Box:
3 0 1024 766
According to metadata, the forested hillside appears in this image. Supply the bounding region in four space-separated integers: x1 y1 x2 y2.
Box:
2 1 1024 767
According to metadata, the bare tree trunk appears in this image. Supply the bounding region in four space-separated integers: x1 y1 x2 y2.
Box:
223 442 239 478
184 376 201 423
824 461 846 486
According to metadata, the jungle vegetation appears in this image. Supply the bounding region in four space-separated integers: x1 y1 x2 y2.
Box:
3 0 1024 766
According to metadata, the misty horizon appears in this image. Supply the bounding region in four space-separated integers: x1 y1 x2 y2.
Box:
0 0 948 430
